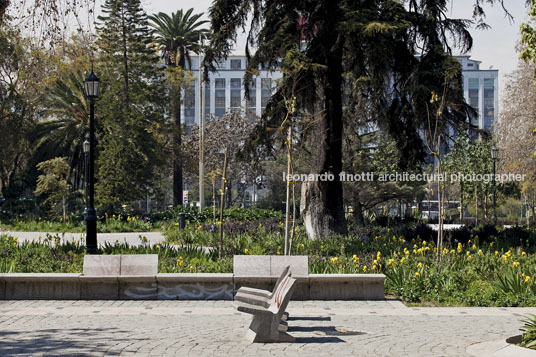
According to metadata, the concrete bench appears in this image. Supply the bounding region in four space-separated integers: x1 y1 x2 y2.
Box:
236 275 297 343
81 254 158 299
235 265 291 323
233 255 308 299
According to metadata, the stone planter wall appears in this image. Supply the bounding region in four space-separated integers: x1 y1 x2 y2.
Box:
0 273 385 300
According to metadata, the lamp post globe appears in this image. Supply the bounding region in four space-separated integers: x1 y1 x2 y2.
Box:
84 70 100 254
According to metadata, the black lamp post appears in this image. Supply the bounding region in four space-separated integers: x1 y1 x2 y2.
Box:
491 145 499 224
84 70 100 254
83 139 90 215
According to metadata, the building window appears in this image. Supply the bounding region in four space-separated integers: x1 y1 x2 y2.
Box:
483 78 494 130
261 78 272 109
214 78 225 118
231 78 241 108
230 59 241 69
184 81 196 123
204 80 211 117
247 79 256 121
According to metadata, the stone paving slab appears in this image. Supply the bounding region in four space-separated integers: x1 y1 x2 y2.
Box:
0 300 533 356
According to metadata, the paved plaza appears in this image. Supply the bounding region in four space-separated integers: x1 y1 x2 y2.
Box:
0 299 533 356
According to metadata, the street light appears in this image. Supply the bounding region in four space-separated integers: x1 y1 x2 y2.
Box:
84 69 100 254
83 140 90 219
491 145 499 224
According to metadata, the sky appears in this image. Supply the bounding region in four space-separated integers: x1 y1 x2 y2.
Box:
20 0 527 93
138 0 528 92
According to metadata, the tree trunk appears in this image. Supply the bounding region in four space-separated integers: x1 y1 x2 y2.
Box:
354 199 365 226
172 48 185 206
300 41 347 239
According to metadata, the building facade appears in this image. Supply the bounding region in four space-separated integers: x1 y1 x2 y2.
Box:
182 51 282 131
455 55 499 132
183 54 498 132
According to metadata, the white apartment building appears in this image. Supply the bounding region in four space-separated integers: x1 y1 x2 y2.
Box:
183 54 498 132
182 51 282 130
455 55 499 132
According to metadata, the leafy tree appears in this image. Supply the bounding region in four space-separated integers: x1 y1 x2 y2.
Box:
34 157 71 221
40 70 89 190
149 9 208 207
95 0 168 212
205 0 477 239
182 112 263 208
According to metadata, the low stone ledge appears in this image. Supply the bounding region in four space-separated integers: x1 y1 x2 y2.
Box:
3 273 81 282
157 273 234 300
157 273 233 283
309 274 386 282
119 275 157 300
233 276 310 300
309 274 385 300
0 273 386 300
4 273 81 300
0 274 5 300
79 276 119 300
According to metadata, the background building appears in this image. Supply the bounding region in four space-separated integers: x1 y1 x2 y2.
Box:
455 55 499 132
183 51 282 131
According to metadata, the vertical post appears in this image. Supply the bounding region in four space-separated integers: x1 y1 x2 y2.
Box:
492 157 497 224
199 34 205 211
284 125 292 255
218 149 228 259
86 97 97 254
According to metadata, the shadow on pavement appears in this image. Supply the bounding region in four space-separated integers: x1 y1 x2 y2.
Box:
0 328 141 355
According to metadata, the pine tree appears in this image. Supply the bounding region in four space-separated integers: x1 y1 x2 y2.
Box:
205 0 484 239
95 0 168 212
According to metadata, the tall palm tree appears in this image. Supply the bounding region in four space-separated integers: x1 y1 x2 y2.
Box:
39 70 89 190
149 9 208 206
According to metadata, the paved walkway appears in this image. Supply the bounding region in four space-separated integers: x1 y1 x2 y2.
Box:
2 231 165 246
0 300 532 356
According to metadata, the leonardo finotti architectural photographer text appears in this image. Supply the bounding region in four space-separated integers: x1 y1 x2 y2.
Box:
283 172 526 184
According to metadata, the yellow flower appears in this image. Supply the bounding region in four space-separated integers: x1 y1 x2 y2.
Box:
522 251 527 257
387 259 395 266
377 251 382 260
478 249 484 256
300 244 305 250
495 251 499 256
352 254 358 261
466 251 470 256
362 265 367 272
501 255 508 262
457 243 462 253
413 244 417 249
373 259 378 265
513 261 520 268
525 276 531 283
414 272 420 277
472 244 477 250
372 264 377 270
417 262 423 269
277 251 281 255
450 249 455 254
156 243 161 249
490 242 494 247
244 248 249 254
506 250 512 258
331 257 339 264
422 240 427 246
400 257 406 264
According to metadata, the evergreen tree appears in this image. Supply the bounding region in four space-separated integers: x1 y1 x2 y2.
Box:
95 0 168 212
205 0 477 239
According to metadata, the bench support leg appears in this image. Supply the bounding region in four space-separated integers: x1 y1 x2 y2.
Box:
245 314 295 343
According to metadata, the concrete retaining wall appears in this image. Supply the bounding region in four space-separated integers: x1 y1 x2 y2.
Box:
0 273 385 300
